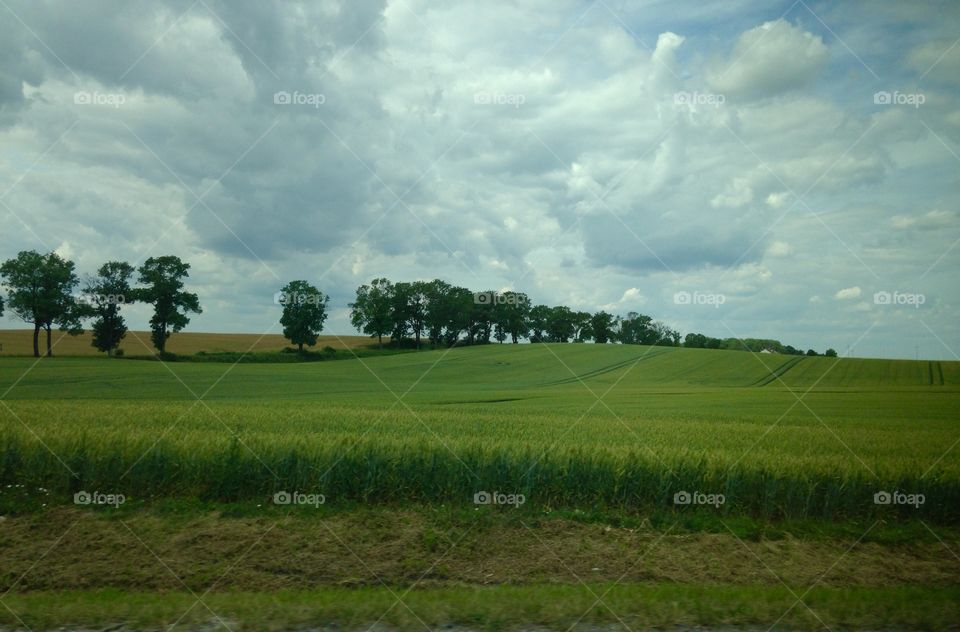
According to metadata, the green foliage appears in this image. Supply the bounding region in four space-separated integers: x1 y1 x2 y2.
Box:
135 256 201 354
84 261 134 356
0 250 85 357
278 280 329 352
349 278 394 347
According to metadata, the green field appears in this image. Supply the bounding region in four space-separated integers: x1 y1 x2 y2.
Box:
2 342 959 630
2 343 958 521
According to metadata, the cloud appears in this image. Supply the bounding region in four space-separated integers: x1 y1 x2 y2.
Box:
834 287 862 300
0 0 957 360
708 19 829 100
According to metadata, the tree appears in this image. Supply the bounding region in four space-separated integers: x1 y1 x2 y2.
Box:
350 278 393 348
528 305 550 342
591 311 617 344
422 279 453 346
278 280 329 352
825 348 838 357
496 291 531 343
806 349 819 356
84 261 134 356
545 306 576 342
1 250 84 357
136 256 201 355
0 294 4 318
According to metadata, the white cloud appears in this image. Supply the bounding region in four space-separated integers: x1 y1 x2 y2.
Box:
834 287 862 300
708 19 829 100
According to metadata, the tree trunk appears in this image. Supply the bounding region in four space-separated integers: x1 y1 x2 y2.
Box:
32 324 40 358
45 326 52 357
378 333 382 348
298 342 304 353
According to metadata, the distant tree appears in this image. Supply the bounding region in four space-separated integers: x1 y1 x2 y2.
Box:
84 261 134 356
497 291 531 343
422 279 453 346
390 281 415 344
0 250 84 357
278 280 329 352
590 311 617 344
824 348 838 357
443 286 475 346
350 278 393 348
572 311 593 342
408 281 430 348
136 256 202 355
528 305 551 342
545 306 576 342
806 349 819 356
0 294 4 318
684 332 707 348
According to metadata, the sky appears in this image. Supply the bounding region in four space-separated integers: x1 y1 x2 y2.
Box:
0 0 958 360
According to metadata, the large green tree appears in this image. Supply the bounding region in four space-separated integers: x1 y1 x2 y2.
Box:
278 280 329 352
0 250 84 357
495 291 531 344
349 278 393 348
590 311 617 344
84 261 134 356
136 256 201 354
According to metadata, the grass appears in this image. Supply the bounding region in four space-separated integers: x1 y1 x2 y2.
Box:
1 344 958 521
3 585 959 631
1 341 958 629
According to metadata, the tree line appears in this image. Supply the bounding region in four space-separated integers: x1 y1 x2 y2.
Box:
0 251 199 357
346 278 836 356
0 252 835 358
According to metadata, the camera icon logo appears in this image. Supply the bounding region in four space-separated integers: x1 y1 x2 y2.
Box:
74 91 92 105
873 491 892 505
673 490 692 505
873 291 891 305
274 91 292 105
473 491 492 505
673 291 691 305
273 491 292 505
473 292 493 305
873 91 892 105
73 490 92 505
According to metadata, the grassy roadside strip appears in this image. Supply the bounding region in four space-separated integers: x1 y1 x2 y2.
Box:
2 585 958 630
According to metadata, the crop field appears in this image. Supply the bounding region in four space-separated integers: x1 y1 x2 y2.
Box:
0 329 376 356
2 343 958 523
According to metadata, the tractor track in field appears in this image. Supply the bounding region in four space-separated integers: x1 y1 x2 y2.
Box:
542 349 673 386
752 356 804 387
930 360 945 385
